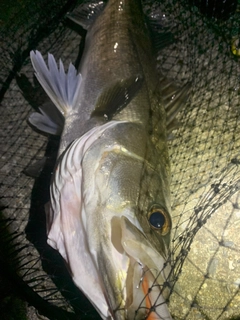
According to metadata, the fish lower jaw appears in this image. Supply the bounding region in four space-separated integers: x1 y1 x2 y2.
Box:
106 217 172 320
107 258 171 320
127 265 172 320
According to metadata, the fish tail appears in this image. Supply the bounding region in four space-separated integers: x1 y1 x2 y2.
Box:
30 50 82 118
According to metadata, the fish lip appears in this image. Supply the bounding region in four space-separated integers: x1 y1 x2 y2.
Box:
110 216 172 319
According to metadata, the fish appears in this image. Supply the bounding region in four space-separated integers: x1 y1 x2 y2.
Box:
29 0 190 319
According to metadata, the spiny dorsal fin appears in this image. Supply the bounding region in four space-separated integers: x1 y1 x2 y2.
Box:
145 12 175 51
67 1 106 30
159 78 191 132
91 76 144 120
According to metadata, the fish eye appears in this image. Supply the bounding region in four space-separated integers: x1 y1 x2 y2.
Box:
148 206 171 235
149 211 165 228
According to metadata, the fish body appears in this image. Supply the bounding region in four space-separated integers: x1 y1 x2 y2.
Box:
29 0 190 319
59 0 166 156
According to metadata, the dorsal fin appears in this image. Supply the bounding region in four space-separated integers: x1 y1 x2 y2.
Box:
145 8 175 51
147 21 175 51
159 77 191 132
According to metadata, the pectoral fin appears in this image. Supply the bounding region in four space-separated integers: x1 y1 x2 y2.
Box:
91 76 143 120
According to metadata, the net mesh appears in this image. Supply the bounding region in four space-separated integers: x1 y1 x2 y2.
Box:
0 0 240 319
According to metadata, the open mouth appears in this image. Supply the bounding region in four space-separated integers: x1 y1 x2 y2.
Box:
110 216 172 320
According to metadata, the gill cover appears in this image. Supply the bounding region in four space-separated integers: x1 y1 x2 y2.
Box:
46 121 123 319
45 120 172 320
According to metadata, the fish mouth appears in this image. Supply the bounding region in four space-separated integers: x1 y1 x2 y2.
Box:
110 216 172 320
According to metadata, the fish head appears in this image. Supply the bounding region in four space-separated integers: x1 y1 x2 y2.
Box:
47 121 172 320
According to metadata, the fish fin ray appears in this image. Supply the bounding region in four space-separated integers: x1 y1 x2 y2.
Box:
28 101 64 135
146 15 175 50
159 79 191 131
91 76 144 120
67 1 106 30
30 50 82 116
151 29 175 51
